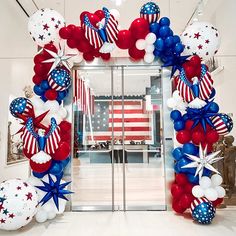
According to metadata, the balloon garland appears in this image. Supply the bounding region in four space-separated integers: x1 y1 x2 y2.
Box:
1 1 232 230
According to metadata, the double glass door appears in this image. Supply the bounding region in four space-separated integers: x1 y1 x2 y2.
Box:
71 63 166 211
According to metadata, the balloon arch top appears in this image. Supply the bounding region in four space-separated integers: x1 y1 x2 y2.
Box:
1 1 233 231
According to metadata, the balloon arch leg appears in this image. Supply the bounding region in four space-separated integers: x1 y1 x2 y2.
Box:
2 1 232 231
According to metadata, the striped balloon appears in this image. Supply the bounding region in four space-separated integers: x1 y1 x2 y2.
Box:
176 64 213 103
211 113 233 135
140 2 160 24
10 97 34 118
48 68 71 91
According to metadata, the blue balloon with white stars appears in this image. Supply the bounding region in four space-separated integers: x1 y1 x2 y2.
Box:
140 2 160 24
191 198 216 224
9 97 33 118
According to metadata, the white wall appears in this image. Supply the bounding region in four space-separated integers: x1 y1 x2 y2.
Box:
0 1 36 182
199 0 236 139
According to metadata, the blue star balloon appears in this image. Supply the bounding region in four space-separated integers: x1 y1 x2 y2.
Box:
9 97 34 118
190 198 216 224
140 2 160 24
48 67 71 92
36 174 73 210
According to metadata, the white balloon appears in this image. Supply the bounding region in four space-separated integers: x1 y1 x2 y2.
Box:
145 45 155 53
199 176 212 189
172 90 182 102
30 96 45 110
211 174 223 186
47 211 57 220
192 185 204 198
0 179 38 230
167 98 177 108
44 100 60 113
136 39 146 50
110 9 120 20
59 107 68 119
204 188 218 201
28 8 65 47
35 210 47 223
215 186 226 198
144 53 155 64
145 33 157 45
42 202 55 213
53 114 63 125
181 21 220 61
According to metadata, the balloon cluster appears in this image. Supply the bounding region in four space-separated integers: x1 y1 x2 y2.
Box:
33 44 71 103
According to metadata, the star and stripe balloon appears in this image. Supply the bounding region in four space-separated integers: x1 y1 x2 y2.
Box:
140 2 160 24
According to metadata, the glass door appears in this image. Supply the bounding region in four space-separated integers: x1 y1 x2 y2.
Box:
71 63 166 211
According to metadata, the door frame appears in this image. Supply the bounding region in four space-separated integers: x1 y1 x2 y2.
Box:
65 58 174 212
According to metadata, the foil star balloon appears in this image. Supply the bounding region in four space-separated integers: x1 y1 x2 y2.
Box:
35 174 73 210
43 44 75 74
181 145 223 178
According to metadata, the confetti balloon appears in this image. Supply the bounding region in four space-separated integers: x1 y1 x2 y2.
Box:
181 21 220 60
211 113 233 135
0 179 38 230
28 8 65 47
140 2 160 24
48 68 71 91
190 197 216 224
9 97 34 118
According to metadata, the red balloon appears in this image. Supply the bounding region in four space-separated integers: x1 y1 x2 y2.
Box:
59 121 72 132
52 142 71 161
23 149 33 159
176 130 191 144
179 193 194 209
45 89 58 100
71 26 85 40
94 10 105 20
30 159 52 173
172 199 186 214
192 130 205 145
59 26 72 39
67 38 79 49
205 130 219 143
44 43 57 53
93 49 100 57
32 74 44 85
212 198 223 207
67 24 76 32
77 40 94 53
175 174 188 186
201 142 213 153
128 45 145 60
83 52 95 62
184 65 196 79
185 120 194 130
80 11 90 23
189 55 201 68
86 13 100 27
34 54 47 64
171 183 184 200
184 182 194 194
116 30 135 49
129 18 149 39
34 64 48 76
100 53 111 61
60 133 71 143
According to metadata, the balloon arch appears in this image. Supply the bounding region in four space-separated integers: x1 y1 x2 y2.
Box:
1 1 233 231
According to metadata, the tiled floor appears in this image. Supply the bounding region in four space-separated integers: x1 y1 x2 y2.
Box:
1 209 236 236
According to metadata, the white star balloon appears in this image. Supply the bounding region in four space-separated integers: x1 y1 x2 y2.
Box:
182 145 223 178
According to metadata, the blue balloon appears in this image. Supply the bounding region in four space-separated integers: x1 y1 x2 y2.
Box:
154 38 164 51
163 48 173 56
153 49 161 57
149 22 160 34
182 113 189 121
61 156 71 168
172 147 184 161
49 161 64 176
174 120 185 131
40 80 50 90
57 90 67 100
173 35 180 44
33 85 44 96
187 173 199 184
169 29 173 36
164 36 174 47
178 157 191 171
40 94 47 102
183 143 198 155
174 163 181 173
208 102 219 113
174 43 185 54
159 26 170 38
170 110 182 121
203 168 212 177
33 170 48 178
159 17 170 26
209 88 216 99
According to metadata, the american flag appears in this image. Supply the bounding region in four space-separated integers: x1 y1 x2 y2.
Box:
140 2 160 24
73 71 95 115
176 64 213 103
83 7 119 49
211 113 233 135
10 97 34 118
85 100 153 144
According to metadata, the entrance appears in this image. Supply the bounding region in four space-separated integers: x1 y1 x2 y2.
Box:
71 60 170 211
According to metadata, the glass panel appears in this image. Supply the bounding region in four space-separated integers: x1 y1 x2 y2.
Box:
122 65 166 210
72 67 114 210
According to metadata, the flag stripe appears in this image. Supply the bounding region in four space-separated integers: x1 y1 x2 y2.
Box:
108 118 150 123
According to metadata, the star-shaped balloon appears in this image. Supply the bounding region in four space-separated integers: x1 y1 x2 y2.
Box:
186 100 219 133
162 55 190 77
181 145 223 178
35 174 73 210
43 44 76 74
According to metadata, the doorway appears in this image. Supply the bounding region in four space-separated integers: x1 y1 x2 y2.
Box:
71 61 168 211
